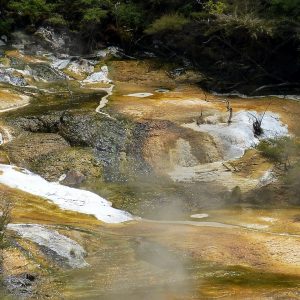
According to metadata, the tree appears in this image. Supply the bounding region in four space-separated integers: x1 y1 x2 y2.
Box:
8 0 54 25
114 2 144 31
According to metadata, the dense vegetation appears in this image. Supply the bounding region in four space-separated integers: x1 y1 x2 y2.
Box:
0 0 299 93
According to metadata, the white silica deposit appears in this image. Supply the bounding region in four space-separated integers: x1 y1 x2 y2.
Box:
125 93 154 98
0 164 134 223
83 66 112 84
51 57 70 70
8 224 88 268
184 111 289 160
190 214 209 219
67 59 94 75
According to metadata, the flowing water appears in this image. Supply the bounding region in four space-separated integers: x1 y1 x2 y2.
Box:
0 43 300 299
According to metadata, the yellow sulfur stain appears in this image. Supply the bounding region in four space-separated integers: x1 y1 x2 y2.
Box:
0 184 102 230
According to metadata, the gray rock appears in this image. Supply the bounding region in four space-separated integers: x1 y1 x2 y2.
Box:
34 26 83 55
8 109 151 182
8 224 88 268
29 63 65 81
34 27 66 52
0 69 27 86
4 273 36 297
61 169 86 186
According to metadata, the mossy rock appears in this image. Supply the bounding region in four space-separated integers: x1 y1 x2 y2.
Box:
30 147 104 182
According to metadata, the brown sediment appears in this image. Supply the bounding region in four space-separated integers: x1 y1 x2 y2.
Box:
0 89 30 111
230 149 273 178
5 50 48 64
113 220 300 275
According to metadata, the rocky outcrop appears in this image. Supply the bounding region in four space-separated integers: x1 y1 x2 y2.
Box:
58 111 150 181
3 132 69 167
11 113 62 133
0 68 27 86
33 27 83 55
29 63 65 81
6 109 150 182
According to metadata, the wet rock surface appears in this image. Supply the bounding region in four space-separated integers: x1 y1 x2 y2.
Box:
4 273 37 298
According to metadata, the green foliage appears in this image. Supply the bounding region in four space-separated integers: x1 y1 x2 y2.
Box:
145 14 189 35
205 0 227 15
46 14 67 27
258 139 282 162
0 0 299 56
8 0 54 24
257 137 299 169
82 8 108 24
216 14 275 39
114 2 144 30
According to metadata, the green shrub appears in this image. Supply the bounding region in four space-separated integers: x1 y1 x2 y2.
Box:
257 139 282 162
46 14 67 27
8 0 54 24
114 2 144 30
145 13 189 34
257 137 299 168
217 14 275 39
205 0 227 15
82 8 108 24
